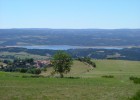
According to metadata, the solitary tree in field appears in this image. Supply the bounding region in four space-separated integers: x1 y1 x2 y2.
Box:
51 51 73 78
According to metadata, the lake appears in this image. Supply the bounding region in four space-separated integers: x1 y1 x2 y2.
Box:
7 45 124 50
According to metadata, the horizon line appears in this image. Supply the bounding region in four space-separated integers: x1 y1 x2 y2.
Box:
0 28 140 30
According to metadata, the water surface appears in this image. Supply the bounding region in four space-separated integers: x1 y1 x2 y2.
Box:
8 45 124 50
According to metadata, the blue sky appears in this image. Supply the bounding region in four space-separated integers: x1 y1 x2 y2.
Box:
0 0 140 29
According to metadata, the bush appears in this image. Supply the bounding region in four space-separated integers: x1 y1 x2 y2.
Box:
30 75 44 78
129 90 140 100
133 78 140 84
102 75 114 78
41 67 47 72
22 76 31 78
77 57 96 68
129 76 138 80
129 76 140 84
27 68 41 74
20 68 28 73
3 66 16 72
66 77 80 79
34 68 41 74
22 75 44 78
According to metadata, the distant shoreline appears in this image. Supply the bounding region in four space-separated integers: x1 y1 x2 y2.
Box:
2 45 140 50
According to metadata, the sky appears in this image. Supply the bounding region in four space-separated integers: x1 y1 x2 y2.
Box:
0 0 140 29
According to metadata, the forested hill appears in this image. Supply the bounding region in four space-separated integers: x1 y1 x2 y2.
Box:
0 29 140 46
0 47 140 61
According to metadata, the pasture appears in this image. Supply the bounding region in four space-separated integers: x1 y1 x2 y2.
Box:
0 60 140 100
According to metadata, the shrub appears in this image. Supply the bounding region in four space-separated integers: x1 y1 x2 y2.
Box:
129 76 138 80
34 68 41 74
133 78 140 84
67 77 80 79
27 68 41 74
41 67 47 72
22 75 44 78
30 75 44 78
129 90 140 100
22 76 31 78
20 68 28 73
77 57 96 68
102 75 114 78
129 76 140 84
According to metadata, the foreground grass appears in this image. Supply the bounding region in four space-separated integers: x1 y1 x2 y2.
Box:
0 72 139 100
0 60 140 100
129 90 140 100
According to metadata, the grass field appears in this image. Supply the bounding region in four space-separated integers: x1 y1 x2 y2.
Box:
0 60 140 100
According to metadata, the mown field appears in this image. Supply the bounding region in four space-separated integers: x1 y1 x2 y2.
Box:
0 60 140 100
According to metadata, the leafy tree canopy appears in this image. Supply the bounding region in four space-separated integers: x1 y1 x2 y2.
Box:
51 51 73 78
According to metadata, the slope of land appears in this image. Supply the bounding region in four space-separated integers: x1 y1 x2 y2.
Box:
0 29 140 46
0 60 140 100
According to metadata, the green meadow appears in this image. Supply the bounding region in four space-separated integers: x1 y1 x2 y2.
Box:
0 60 140 100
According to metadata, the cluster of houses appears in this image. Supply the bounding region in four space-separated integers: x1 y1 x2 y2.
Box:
0 59 51 69
34 60 51 68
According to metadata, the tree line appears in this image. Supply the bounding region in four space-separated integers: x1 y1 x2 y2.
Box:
0 58 42 74
77 57 96 68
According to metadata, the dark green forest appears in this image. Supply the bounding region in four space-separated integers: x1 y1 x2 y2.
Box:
0 47 140 61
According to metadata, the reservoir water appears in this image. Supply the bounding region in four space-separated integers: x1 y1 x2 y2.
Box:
8 45 124 50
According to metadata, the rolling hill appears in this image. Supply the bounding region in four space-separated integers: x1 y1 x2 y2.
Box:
0 29 140 46
0 60 139 100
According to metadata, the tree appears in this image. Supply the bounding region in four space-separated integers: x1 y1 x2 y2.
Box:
51 51 73 78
